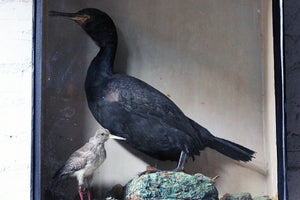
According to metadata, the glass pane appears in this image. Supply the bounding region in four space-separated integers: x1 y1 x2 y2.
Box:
41 1 277 199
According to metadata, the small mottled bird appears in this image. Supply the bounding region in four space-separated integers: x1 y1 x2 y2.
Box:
49 8 255 173
51 127 125 200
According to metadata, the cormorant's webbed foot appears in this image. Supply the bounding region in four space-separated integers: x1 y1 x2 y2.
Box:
137 167 184 176
171 167 184 172
138 151 187 176
138 169 162 176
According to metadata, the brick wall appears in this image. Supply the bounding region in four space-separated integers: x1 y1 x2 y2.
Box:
0 1 32 199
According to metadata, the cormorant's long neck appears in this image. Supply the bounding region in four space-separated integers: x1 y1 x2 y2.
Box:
85 44 116 88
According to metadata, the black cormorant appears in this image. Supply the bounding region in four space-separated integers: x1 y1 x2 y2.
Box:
49 8 255 172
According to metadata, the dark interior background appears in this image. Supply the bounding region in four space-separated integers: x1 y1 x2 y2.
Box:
285 1 300 199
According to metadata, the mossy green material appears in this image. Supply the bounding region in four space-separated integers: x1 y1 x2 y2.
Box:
125 172 218 200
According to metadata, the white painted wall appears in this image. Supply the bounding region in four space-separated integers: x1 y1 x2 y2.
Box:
0 0 32 199
43 0 277 199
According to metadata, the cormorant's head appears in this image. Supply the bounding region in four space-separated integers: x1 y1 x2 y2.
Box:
49 8 118 47
91 127 126 144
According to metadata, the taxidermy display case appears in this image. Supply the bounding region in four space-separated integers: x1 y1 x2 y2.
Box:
32 0 286 199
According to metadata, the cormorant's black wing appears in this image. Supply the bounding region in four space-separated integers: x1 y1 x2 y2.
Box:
109 75 204 147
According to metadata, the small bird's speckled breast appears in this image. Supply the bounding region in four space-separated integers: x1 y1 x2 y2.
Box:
84 145 106 176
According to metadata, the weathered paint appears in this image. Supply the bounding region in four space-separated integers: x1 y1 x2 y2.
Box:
0 0 32 199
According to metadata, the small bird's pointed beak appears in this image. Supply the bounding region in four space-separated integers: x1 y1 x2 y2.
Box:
109 134 126 140
48 11 90 24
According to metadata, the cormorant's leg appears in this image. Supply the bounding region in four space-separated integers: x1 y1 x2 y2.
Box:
78 187 84 200
173 151 187 172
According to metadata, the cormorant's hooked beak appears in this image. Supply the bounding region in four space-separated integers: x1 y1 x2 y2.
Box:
108 134 126 140
48 11 90 25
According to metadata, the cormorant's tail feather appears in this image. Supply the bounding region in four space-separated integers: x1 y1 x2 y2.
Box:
207 137 255 162
188 117 255 162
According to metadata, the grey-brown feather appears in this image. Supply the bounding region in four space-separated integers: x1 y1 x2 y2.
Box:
51 127 110 190
60 142 95 175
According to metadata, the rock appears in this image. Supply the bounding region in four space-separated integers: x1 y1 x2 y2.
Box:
220 192 252 200
253 197 271 200
221 193 272 200
109 184 124 199
102 184 124 200
125 171 218 200
105 197 119 200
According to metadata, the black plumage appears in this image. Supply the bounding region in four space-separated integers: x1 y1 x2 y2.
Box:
49 8 255 171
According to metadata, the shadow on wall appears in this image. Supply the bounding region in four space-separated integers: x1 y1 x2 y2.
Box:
42 1 92 200
115 140 234 176
42 2 133 200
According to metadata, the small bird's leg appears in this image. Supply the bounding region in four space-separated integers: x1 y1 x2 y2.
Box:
78 187 84 200
87 189 91 200
173 151 187 172
84 176 92 200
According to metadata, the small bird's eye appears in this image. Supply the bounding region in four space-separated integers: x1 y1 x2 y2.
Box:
101 133 104 136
